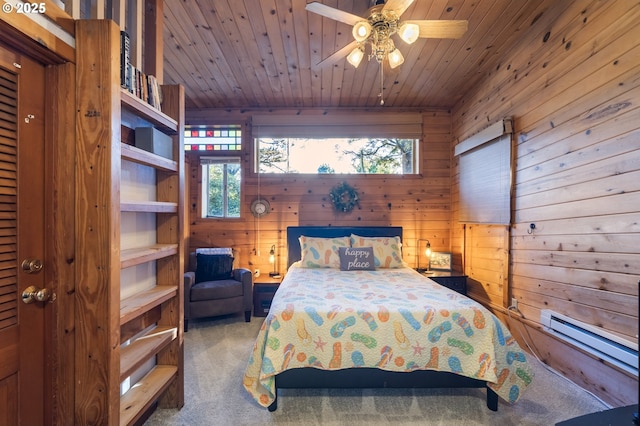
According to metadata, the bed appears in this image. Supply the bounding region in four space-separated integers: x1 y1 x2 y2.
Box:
243 226 532 412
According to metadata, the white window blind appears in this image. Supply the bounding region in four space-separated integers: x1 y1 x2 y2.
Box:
455 119 513 225
252 113 423 139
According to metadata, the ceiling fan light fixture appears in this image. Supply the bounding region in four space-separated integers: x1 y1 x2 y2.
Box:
398 22 420 44
388 48 404 68
347 46 365 67
305 0 469 104
352 21 372 42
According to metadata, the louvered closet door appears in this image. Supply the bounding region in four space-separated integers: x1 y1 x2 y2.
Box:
0 44 47 426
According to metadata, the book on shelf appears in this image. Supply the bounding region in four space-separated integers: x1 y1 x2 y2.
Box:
120 30 131 89
119 30 162 112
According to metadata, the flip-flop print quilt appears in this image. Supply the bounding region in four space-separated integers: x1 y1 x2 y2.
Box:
243 263 533 407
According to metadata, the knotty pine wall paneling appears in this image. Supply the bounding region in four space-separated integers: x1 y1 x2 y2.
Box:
450 0 639 406
185 110 452 276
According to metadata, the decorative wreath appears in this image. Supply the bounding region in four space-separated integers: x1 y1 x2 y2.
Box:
329 182 360 213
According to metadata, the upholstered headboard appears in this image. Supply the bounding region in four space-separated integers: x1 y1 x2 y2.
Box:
286 226 403 268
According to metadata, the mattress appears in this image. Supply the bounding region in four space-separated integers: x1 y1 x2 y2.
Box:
243 263 533 407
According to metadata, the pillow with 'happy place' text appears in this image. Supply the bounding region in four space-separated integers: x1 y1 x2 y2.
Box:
350 234 403 268
338 246 375 271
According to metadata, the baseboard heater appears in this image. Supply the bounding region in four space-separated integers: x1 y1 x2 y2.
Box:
540 309 638 377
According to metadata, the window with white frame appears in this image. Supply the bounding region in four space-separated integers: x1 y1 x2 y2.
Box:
200 157 241 218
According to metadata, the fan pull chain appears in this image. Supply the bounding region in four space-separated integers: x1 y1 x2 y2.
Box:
379 62 385 105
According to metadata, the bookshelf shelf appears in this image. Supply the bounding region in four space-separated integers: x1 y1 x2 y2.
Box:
119 365 177 426
121 89 178 134
120 244 179 269
121 143 178 172
120 286 178 326
120 326 177 381
120 201 178 213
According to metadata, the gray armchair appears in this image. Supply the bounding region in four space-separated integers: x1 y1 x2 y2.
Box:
184 250 252 331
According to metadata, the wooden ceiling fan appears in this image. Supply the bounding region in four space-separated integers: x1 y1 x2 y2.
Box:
306 0 468 69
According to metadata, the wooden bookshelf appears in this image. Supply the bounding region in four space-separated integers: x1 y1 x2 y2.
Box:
75 20 184 425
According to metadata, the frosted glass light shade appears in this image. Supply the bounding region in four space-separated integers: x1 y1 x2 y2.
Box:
347 47 365 67
399 22 420 44
388 48 404 68
352 21 372 42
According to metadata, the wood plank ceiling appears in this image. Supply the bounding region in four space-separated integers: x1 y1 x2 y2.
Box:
162 0 562 110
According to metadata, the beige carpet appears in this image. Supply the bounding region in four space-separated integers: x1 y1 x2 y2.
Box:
144 314 609 426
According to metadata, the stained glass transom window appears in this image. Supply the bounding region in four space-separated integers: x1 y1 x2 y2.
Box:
184 125 242 151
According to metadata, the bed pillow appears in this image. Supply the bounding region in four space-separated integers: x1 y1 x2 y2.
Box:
195 253 234 282
299 236 350 268
350 234 403 268
338 246 375 271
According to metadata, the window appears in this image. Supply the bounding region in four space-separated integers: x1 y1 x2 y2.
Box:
201 157 241 218
256 137 417 174
252 113 422 175
455 119 513 224
184 125 243 219
184 125 242 151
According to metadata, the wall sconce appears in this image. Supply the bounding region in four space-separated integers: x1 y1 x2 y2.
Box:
269 245 280 278
416 239 434 274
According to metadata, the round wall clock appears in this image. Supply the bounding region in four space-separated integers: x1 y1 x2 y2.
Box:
250 198 271 218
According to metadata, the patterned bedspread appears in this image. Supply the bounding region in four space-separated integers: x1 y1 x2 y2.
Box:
243 264 533 407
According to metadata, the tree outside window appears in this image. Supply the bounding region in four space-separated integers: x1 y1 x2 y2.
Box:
202 159 241 218
257 137 417 174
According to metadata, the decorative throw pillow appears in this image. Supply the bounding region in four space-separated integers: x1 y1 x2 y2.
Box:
195 253 234 282
350 234 403 268
338 246 375 271
299 236 350 268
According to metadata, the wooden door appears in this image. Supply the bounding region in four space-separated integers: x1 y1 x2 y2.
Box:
0 43 48 425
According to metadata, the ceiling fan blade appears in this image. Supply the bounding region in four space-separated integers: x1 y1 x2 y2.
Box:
305 2 363 25
315 40 359 68
382 0 415 17
405 20 469 39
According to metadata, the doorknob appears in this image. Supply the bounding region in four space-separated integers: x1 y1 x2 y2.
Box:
21 258 43 273
22 286 56 304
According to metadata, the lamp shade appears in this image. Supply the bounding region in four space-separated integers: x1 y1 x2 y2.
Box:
352 21 372 42
388 48 404 68
269 244 280 277
347 46 365 68
416 239 432 272
399 22 420 44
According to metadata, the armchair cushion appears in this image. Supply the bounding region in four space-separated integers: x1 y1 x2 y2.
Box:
190 278 244 301
195 253 234 282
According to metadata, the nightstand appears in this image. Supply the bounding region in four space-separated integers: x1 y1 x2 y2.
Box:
253 277 282 317
419 270 467 295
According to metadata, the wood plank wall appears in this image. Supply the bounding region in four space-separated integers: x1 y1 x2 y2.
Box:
451 0 639 406
184 109 452 276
